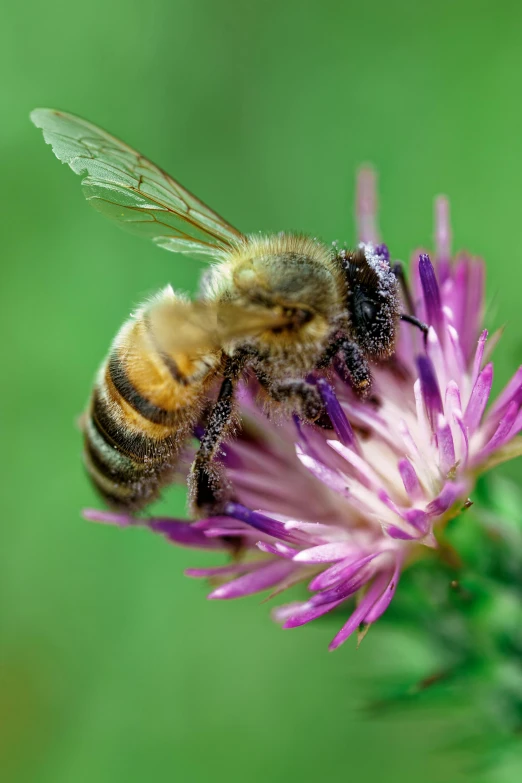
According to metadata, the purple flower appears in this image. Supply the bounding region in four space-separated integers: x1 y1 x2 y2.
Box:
86 169 522 650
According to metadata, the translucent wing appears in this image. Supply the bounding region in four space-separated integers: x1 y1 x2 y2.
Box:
149 294 294 356
30 108 243 259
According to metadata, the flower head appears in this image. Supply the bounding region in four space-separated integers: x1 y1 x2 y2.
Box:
86 169 522 650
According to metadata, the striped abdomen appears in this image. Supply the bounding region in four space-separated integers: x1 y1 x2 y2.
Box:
83 289 220 510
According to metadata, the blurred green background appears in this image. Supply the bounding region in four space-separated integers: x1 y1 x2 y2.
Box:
2 1 522 781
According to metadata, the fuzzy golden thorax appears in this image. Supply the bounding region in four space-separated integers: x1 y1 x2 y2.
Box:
207 233 345 369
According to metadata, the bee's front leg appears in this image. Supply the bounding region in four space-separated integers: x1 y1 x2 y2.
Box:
317 337 372 397
334 340 372 397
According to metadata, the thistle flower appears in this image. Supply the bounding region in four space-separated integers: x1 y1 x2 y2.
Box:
86 170 522 650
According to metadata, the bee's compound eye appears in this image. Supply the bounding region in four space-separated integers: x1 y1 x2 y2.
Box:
351 288 396 358
354 293 378 325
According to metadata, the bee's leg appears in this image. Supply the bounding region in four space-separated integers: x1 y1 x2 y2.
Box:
317 338 372 397
189 351 248 516
335 340 372 397
253 367 325 421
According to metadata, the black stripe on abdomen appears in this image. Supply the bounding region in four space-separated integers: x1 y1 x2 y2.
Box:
84 419 140 484
108 352 179 426
142 313 188 386
83 441 161 510
91 387 175 464
84 394 175 510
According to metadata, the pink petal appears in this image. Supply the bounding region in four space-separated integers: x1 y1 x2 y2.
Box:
464 363 493 433
364 558 402 624
282 596 347 628
487 366 522 423
470 330 488 390
398 458 423 501
328 572 391 650
308 552 381 591
208 561 296 599
434 196 451 285
186 561 265 578
293 541 359 564
426 482 464 516
256 541 298 558
476 400 520 459
437 415 456 476
356 166 379 244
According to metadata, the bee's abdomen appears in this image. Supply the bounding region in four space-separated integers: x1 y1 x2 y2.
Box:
83 304 217 510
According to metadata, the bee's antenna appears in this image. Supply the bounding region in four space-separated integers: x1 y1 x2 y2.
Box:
393 261 429 349
400 313 429 348
392 261 415 315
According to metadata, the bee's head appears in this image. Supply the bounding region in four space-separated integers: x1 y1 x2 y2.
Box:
339 244 400 359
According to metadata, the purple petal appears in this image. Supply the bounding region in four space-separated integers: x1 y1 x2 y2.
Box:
417 355 443 427
202 527 256 539
309 567 375 607
282 596 347 628
84 509 136 526
328 572 390 650
224 503 306 545
364 558 402 624
293 541 358 564
84 509 225 550
386 525 418 540
356 166 379 244
509 409 522 440
445 380 463 418
478 400 520 457
316 378 357 448
434 196 451 282
410 252 427 323
185 561 265 578
328 440 380 490
256 541 297 558
148 518 227 549
451 257 485 363
426 482 463 516
375 243 390 262
455 413 469 466
464 363 493 433
446 325 466 382
448 258 467 338
377 489 401 516
378 493 427 534
403 508 429 533
470 330 488 389
296 450 351 497
437 416 456 476
419 254 443 335
308 552 381 591
208 560 296 599
487 366 522 423
398 459 423 501
192 516 243 531
463 259 485 362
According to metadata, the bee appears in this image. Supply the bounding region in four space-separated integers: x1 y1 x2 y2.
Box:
31 109 416 516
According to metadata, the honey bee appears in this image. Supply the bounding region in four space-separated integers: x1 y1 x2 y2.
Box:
31 109 416 516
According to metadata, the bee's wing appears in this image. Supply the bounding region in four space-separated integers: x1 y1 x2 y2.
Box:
149 295 293 356
30 109 243 260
